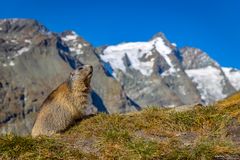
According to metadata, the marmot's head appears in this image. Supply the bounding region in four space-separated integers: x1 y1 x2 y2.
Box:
69 65 93 92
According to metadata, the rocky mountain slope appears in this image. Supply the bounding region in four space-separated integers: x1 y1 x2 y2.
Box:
0 19 134 135
0 19 240 135
0 19 73 135
60 31 134 114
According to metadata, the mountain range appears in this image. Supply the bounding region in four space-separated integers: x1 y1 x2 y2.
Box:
0 19 239 135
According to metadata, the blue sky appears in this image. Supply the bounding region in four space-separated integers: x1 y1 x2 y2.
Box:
0 0 240 68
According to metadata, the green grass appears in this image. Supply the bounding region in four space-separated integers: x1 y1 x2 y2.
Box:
1 92 240 159
0 134 96 159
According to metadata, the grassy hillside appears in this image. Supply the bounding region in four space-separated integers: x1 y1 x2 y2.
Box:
1 92 240 159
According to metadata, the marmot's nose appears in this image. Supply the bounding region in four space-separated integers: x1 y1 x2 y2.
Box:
85 65 93 70
77 65 92 71
89 65 93 71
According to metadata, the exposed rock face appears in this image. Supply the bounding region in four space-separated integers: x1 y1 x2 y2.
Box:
0 19 240 135
0 19 133 135
0 19 72 135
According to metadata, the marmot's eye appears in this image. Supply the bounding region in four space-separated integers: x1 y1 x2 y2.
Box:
77 66 83 70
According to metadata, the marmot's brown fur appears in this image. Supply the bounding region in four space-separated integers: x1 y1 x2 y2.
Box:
31 65 93 137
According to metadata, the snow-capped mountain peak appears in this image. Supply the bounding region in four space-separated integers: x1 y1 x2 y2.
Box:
99 35 239 106
100 36 176 77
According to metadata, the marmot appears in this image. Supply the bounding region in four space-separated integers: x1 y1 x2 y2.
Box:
31 65 93 137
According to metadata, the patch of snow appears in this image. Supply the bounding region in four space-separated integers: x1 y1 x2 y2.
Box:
165 104 176 108
3 63 7 67
101 37 173 77
179 86 186 95
161 64 180 77
69 47 83 55
154 38 175 76
102 42 153 76
172 43 177 47
154 38 172 54
0 27 2 31
14 47 30 57
61 32 85 55
145 51 153 59
24 39 32 44
63 35 77 41
62 32 78 42
11 40 18 44
77 44 82 49
69 47 76 52
222 67 240 90
76 50 83 55
185 66 227 103
9 61 15 66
